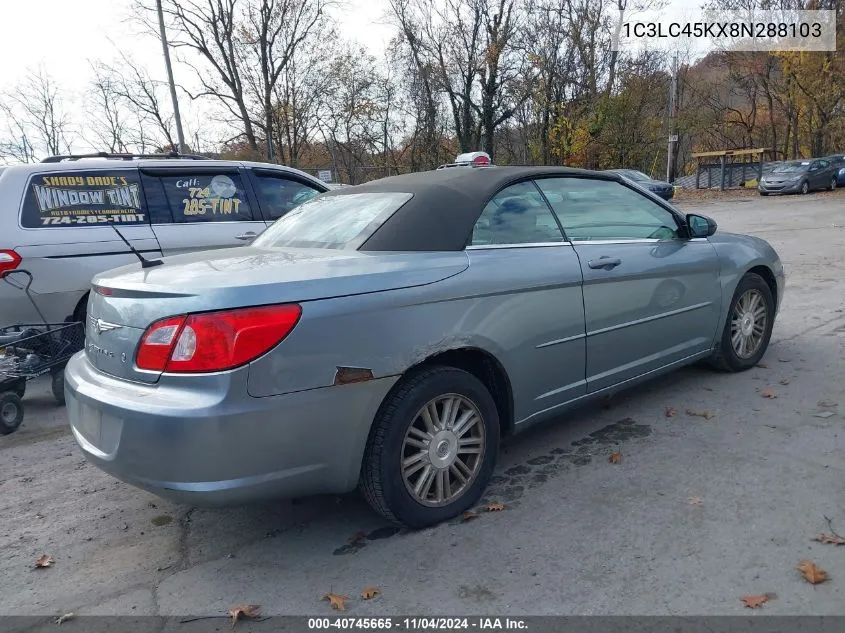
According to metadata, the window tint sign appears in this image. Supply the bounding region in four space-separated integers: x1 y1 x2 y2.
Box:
176 175 245 218
23 171 145 227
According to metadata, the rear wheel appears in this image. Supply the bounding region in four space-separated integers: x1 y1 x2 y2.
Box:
709 272 774 372
360 366 499 529
0 392 23 435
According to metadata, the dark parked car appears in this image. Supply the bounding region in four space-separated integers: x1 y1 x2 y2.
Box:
758 159 839 195
606 169 674 200
824 154 845 186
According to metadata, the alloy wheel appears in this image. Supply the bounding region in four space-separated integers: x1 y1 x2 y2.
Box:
730 289 768 359
401 394 485 507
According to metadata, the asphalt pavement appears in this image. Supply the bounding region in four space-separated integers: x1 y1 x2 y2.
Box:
2 189 844 617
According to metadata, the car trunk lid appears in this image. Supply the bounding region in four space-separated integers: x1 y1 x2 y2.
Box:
85 246 468 383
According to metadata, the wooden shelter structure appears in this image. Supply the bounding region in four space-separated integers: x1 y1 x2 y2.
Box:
691 148 774 190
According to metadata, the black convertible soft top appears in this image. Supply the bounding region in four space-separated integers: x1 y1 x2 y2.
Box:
320 166 625 252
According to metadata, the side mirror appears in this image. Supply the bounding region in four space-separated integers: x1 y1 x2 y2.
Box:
686 214 717 238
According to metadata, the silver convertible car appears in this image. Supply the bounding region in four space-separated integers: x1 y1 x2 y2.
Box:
66 166 785 528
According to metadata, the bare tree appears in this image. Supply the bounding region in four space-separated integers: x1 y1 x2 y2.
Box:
85 64 132 153
0 66 73 160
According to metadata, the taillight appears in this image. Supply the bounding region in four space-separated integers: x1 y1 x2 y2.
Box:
135 304 302 373
0 250 21 274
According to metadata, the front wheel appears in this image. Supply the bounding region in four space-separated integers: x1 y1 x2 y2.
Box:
360 366 500 529
0 392 24 435
800 180 809 195
829 177 837 191
709 272 775 372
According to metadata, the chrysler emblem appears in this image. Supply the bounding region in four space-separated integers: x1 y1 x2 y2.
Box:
89 316 123 336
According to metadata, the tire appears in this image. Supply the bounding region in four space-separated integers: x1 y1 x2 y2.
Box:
830 177 837 191
11 379 25 399
709 272 775 372
800 180 809 195
759 191 768 196
0 392 24 435
51 372 66 406
72 293 89 324
360 366 500 529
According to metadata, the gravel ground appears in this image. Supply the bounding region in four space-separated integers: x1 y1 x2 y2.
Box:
2 189 845 618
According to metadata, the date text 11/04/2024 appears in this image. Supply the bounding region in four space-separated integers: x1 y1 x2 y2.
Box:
307 618 528 630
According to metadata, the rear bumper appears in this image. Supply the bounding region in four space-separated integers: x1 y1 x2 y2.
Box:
65 351 398 505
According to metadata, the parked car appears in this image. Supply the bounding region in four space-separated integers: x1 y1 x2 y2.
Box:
758 158 838 195
824 154 845 186
605 168 674 200
0 152 327 327
66 165 785 528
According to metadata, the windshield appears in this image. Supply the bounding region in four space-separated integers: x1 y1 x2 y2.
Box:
772 161 808 173
253 191 413 250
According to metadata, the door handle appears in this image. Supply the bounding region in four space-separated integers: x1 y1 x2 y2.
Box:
235 232 257 241
587 257 622 270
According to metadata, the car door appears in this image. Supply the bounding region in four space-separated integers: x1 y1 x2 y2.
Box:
246 168 326 223
535 176 722 393
464 180 587 423
807 160 826 190
140 167 266 256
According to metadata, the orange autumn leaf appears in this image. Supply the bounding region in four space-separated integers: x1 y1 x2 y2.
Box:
608 451 622 464
348 531 367 544
813 533 845 545
361 587 380 600
797 560 829 584
322 593 350 611
227 604 260 628
34 555 54 569
462 511 478 522
686 409 715 420
741 593 773 608
487 503 505 512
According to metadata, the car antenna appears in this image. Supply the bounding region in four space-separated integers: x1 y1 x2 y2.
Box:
108 222 163 268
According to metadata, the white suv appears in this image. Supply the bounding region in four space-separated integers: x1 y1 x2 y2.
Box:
0 153 327 327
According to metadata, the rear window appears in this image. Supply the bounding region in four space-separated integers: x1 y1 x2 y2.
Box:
21 170 146 228
253 192 413 250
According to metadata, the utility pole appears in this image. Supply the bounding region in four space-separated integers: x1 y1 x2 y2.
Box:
156 0 187 154
666 52 679 183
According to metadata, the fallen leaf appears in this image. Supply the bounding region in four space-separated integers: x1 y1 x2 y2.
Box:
34 555 54 569
322 593 350 611
741 594 772 609
348 531 367 544
779 378 791 385
814 533 845 545
760 388 777 399
756 363 768 369
687 496 703 505
686 409 715 420
228 604 261 628
55 613 75 624
818 399 838 408
361 587 380 600
608 451 622 464
461 511 478 522
797 560 829 584
487 503 505 512
665 406 676 418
